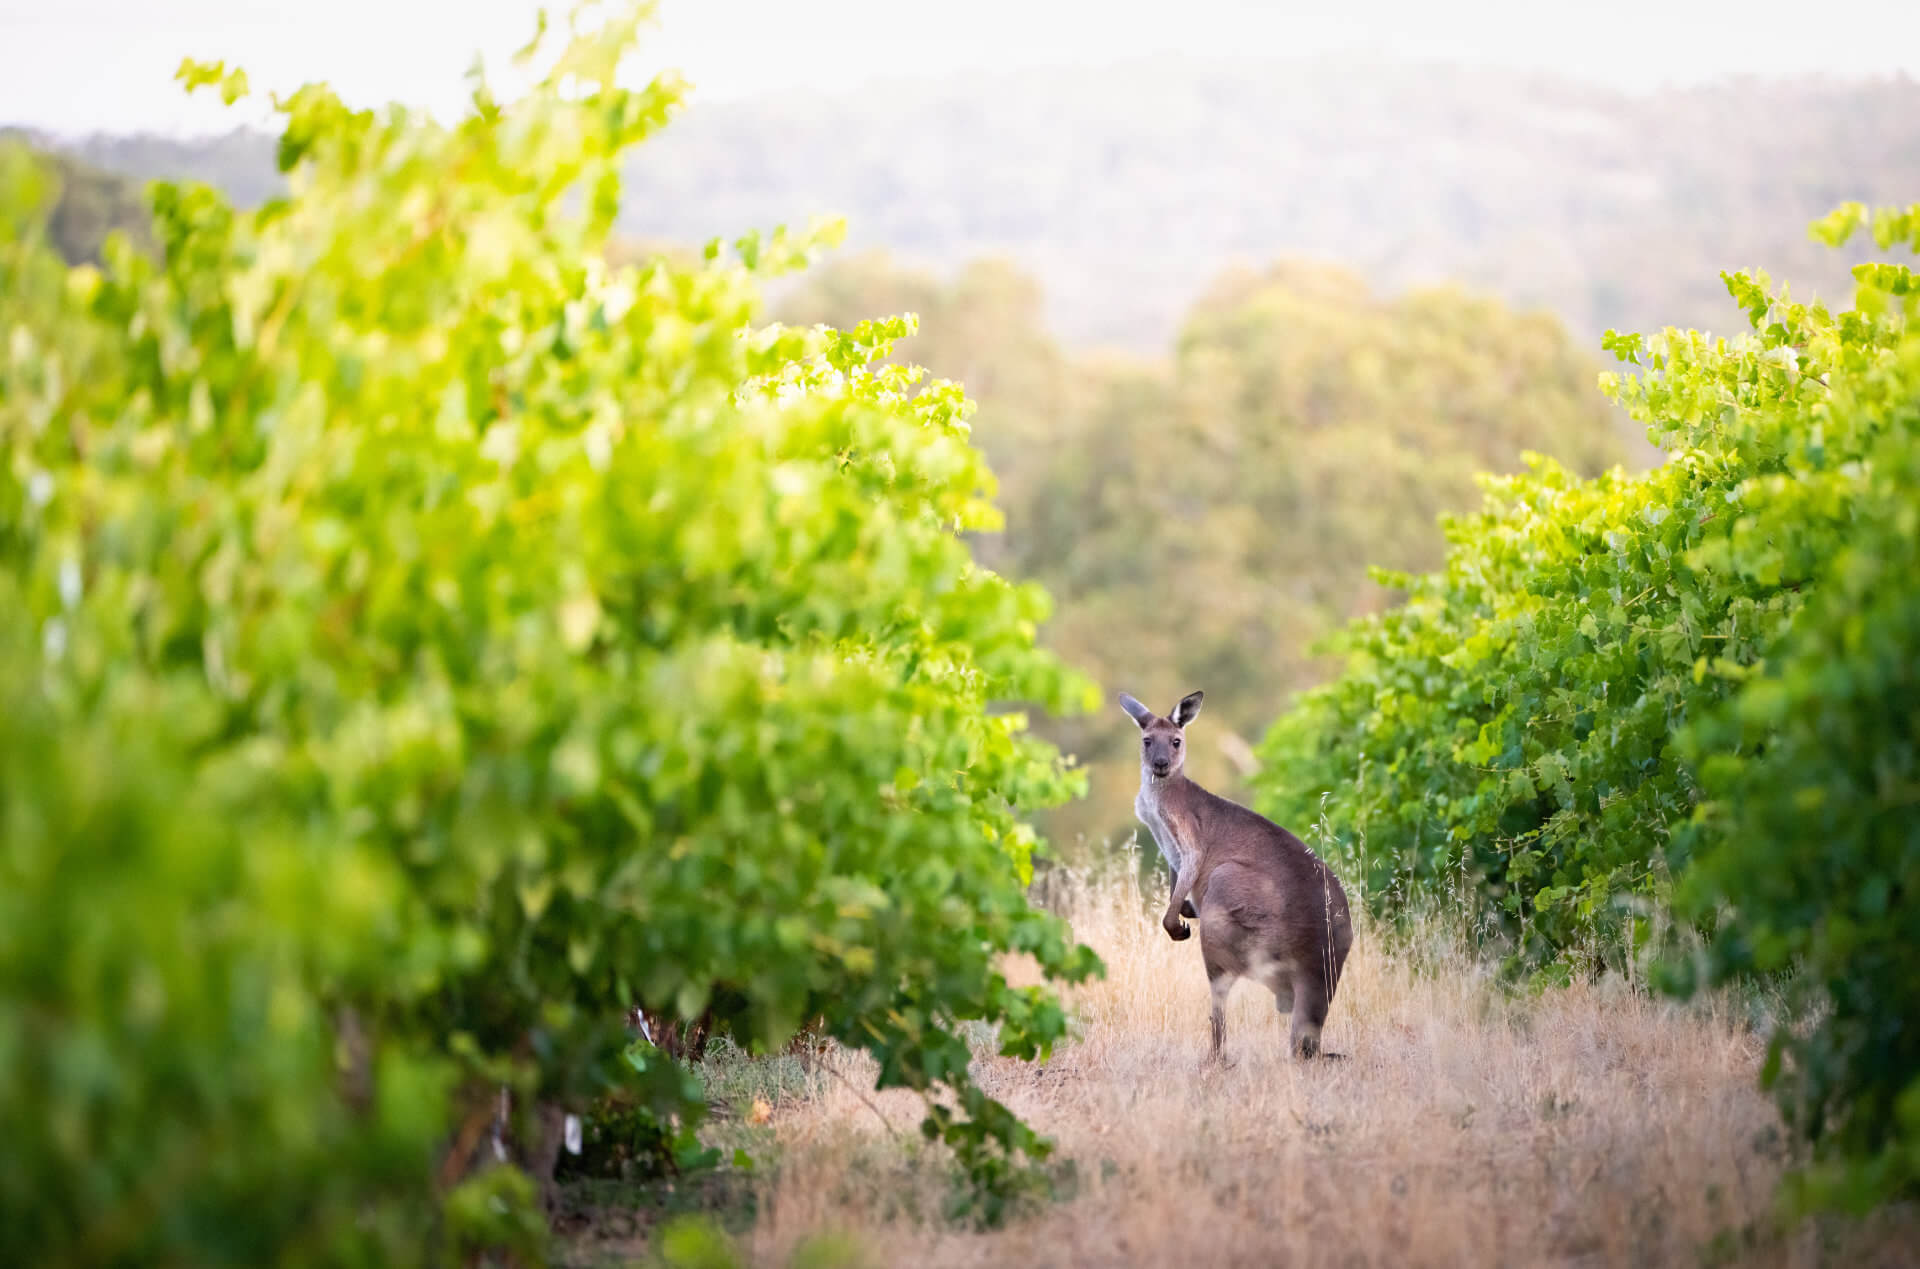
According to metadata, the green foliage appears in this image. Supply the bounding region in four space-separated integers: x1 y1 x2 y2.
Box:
647 1216 742 1269
635 1216 872 1269
1 4 1100 1259
1254 262 1862 965
1256 204 1920 1209
444 1167 550 1267
1665 206 1920 1213
0 615 446 1266
555 1042 713 1185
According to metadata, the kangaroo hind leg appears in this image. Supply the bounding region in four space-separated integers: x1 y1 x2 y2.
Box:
1288 969 1330 1060
1206 968 1235 1063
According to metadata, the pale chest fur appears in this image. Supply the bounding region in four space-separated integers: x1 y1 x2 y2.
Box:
1134 779 1190 870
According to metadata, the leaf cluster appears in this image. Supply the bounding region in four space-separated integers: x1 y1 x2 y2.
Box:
0 4 1100 1259
1254 202 1920 1207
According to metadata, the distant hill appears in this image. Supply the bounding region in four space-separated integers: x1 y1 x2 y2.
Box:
39 127 286 212
21 61 1920 351
620 61 1920 350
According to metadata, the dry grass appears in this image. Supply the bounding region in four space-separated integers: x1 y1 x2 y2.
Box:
568 873 1918 1268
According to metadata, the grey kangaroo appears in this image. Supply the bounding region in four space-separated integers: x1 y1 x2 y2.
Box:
1122 690 1354 1060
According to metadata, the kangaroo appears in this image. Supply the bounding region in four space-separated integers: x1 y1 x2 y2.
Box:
1122 690 1354 1060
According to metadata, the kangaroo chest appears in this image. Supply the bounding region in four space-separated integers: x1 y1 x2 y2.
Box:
1134 780 1194 870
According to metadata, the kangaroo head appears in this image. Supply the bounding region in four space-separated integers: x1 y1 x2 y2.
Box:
1118 690 1204 780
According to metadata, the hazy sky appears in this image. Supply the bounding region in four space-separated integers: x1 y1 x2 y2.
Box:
4 0 1917 135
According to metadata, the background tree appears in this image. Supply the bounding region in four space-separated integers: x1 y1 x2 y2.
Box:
782 256 1627 848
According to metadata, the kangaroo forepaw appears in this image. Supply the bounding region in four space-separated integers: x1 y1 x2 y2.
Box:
1163 913 1192 941
1179 898 1197 919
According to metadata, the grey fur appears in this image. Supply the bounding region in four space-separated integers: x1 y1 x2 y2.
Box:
1120 689 1354 1060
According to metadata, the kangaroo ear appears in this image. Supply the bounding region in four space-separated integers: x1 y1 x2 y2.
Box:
1118 693 1154 728
1171 691 1204 727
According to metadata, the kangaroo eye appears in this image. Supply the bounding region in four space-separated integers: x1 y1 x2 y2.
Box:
1171 737 1181 747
